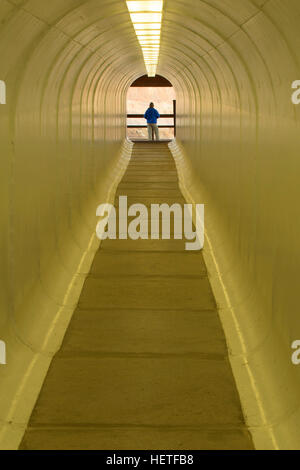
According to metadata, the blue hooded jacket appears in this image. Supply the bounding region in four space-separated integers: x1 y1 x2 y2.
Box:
144 107 160 124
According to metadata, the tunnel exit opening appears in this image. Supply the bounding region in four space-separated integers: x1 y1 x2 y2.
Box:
127 74 176 142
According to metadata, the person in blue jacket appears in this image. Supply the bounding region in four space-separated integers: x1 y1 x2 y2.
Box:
144 102 160 141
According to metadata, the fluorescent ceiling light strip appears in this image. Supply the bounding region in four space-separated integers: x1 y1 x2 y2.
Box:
142 39 160 41
139 37 160 40
135 30 161 35
126 1 163 77
138 37 160 41
147 65 157 77
136 32 161 36
137 32 160 35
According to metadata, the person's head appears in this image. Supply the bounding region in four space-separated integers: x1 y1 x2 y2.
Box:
149 102 154 108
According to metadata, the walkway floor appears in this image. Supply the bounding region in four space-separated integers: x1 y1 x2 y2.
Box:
20 142 254 450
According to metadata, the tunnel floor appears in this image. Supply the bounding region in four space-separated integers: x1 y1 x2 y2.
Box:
20 142 254 450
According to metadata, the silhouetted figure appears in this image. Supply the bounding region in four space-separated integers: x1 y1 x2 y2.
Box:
144 102 160 141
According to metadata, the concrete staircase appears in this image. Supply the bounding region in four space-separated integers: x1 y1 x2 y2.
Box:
20 142 253 450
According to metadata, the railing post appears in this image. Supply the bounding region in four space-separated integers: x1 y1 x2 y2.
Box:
173 99 176 137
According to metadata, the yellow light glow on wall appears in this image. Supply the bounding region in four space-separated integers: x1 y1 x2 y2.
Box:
126 1 163 77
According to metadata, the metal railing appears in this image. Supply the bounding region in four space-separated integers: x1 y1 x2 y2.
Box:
127 99 176 137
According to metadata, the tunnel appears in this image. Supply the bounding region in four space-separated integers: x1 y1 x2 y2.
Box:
0 0 300 451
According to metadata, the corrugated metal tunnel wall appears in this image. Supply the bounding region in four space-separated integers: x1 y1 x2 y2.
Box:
0 0 300 449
